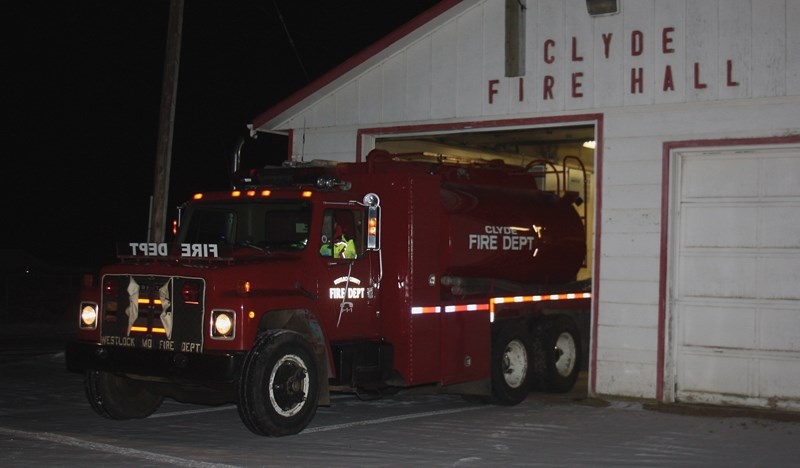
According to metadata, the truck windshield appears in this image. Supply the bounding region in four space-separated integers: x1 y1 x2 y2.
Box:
179 200 312 251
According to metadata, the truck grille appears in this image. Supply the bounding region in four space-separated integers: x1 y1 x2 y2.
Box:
100 275 205 353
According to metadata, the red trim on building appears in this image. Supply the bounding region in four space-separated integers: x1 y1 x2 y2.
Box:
590 116 604 397
658 135 800 402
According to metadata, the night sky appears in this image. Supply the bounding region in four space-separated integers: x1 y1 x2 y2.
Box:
6 1 440 269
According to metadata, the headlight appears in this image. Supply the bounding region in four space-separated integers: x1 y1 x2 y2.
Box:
215 314 232 335
211 310 235 340
80 302 98 329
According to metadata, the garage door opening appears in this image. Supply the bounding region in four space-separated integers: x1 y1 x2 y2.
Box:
372 123 597 398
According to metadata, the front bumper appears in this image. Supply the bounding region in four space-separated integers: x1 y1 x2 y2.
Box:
65 340 245 384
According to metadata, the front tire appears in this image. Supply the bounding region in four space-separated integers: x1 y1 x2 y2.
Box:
237 330 319 436
84 370 164 419
490 324 532 405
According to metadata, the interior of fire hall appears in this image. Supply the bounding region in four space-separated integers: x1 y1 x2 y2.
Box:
373 125 598 387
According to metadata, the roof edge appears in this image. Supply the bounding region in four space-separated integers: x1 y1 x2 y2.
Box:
251 0 464 132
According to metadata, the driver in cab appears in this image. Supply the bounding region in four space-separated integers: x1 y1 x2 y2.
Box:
320 216 356 259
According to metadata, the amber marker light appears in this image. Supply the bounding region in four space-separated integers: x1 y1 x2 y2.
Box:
193 193 203 200
301 191 313 198
138 298 163 305
261 190 272 197
246 190 256 197
231 190 242 197
82 274 94 289
236 280 252 295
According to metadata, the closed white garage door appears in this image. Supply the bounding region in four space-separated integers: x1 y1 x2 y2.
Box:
673 146 800 410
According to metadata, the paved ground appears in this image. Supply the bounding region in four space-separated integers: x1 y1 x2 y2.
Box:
1 323 799 467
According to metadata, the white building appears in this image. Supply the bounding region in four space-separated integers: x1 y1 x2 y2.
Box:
251 0 800 410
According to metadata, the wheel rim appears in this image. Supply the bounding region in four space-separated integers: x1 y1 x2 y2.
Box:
268 354 309 417
553 332 577 377
502 339 528 389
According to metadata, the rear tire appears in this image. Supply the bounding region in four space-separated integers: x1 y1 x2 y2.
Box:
490 324 532 405
533 315 581 393
84 370 164 419
237 330 319 436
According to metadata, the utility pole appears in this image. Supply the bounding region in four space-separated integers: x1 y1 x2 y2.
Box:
149 0 184 242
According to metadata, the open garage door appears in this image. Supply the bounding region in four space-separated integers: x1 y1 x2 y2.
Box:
373 124 596 396
671 145 800 410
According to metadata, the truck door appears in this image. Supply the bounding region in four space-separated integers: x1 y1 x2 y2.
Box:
319 208 378 340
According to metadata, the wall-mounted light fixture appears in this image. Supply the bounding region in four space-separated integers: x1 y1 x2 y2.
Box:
586 0 618 16
582 140 596 149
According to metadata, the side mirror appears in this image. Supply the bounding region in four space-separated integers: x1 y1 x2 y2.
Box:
363 193 380 250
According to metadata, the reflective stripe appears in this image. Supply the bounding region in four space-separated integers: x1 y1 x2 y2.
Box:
444 304 490 313
492 292 591 305
411 292 591 315
490 292 591 313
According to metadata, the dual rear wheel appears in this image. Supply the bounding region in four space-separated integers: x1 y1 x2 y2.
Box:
491 315 582 405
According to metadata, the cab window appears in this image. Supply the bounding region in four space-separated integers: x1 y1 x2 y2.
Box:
180 201 311 251
319 209 362 259
181 209 236 244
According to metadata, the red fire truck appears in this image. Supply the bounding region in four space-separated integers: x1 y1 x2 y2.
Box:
66 149 591 436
